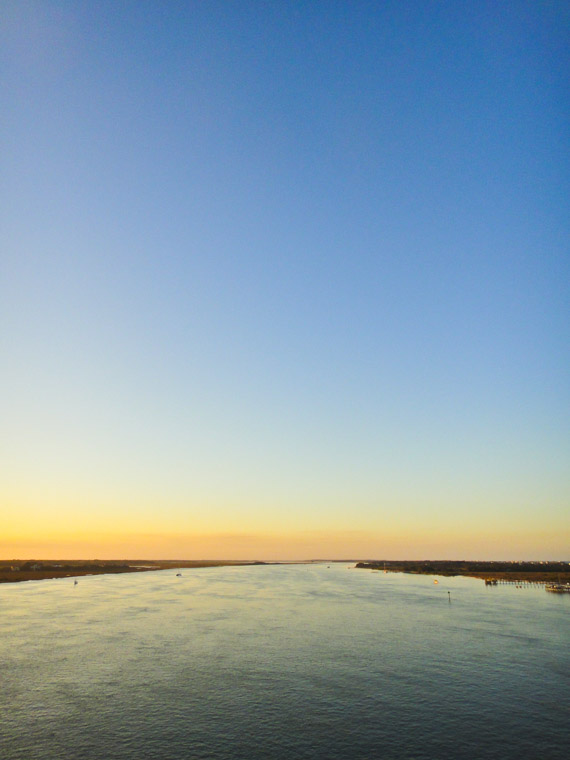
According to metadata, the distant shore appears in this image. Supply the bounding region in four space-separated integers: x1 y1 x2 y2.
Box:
355 560 570 583
3 558 569 585
0 559 272 584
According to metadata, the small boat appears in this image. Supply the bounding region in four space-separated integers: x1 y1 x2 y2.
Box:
74 580 78 585
433 579 439 584
545 583 570 593
176 573 182 577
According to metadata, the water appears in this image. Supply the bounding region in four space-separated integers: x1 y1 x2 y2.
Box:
1 564 568 760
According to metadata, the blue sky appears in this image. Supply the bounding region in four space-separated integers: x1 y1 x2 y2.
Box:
1 1 568 559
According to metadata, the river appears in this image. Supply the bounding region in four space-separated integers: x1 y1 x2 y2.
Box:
1 563 568 759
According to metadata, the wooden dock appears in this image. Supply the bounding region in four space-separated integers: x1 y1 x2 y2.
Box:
485 578 548 588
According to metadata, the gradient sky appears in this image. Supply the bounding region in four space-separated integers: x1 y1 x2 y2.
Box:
1 1 568 560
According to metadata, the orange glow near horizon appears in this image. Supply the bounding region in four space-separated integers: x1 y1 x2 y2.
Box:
1 525 568 562
3 482 568 562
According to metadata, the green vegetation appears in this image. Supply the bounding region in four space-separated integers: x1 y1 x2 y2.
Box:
355 560 570 582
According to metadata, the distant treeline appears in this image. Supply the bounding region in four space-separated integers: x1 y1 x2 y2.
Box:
0 561 153 584
18 561 130 571
355 560 570 581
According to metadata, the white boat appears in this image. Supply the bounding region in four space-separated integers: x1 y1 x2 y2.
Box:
545 583 570 593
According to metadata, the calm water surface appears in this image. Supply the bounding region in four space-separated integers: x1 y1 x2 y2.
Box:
1 564 568 759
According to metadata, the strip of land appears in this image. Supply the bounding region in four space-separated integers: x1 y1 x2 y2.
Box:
355 560 570 583
3 558 568 584
0 559 270 584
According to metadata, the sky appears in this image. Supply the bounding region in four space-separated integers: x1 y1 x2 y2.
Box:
1 0 568 560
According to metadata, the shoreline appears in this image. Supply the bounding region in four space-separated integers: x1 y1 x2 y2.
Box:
355 560 570 583
0 559 274 584
2 558 569 585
